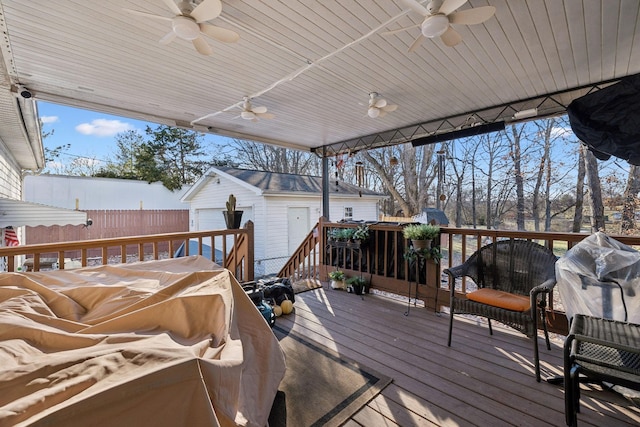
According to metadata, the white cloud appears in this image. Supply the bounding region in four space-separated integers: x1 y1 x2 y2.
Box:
75 119 134 137
551 125 574 138
40 115 59 124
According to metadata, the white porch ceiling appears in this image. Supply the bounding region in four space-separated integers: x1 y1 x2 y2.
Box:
0 0 638 157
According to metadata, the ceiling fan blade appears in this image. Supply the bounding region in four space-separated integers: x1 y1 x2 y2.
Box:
449 6 496 25
192 37 213 55
440 26 462 47
408 34 425 52
374 99 387 108
256 113 275 120
251 106 268 114
241 111 256 120
439 0 468 16
124 9 172 21
398 0 429 16
159 31 177 45
191 0 223 23
162 0 182 16
200 23 240 43
383 104 398 112
381 24 421 36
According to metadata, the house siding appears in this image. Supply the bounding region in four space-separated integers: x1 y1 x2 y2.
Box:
0 145 22 199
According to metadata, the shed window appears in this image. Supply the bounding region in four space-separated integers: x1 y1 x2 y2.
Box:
344 207 353 220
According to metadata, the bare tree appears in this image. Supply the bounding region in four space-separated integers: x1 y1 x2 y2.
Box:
621 164 640 233
572 145 586 232
232 139 320 175
506 124 526 230
584 147 606 231
362 143 436 217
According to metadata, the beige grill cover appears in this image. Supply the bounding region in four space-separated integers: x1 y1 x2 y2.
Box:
0 256 285 427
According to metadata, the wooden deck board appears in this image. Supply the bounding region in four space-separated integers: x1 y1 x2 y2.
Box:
276 285 640 426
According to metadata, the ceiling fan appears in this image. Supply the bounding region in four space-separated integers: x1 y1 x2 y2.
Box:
367 93 398 118
124 0 239 56
239 97 275 122
387 0 496 52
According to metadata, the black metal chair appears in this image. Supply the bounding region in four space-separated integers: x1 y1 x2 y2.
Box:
445 239 558 382
564 314 640 426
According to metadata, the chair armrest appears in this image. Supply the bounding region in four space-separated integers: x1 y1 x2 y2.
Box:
530 278 556 308
443 264 467 280
531 278 556 296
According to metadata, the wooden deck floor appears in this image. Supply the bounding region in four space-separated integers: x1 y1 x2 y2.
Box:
275 284 640 427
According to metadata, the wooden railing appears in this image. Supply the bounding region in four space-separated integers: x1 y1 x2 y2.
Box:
0 222 255 283
310 219 640 335
277 222 320 281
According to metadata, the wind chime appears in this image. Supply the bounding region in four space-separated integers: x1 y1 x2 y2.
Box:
355 161 364 187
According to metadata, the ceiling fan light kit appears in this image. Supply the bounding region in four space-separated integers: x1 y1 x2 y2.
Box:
172 16 200 40
421 15 449 38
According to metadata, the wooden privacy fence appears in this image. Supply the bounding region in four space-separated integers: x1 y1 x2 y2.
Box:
26 209 189 258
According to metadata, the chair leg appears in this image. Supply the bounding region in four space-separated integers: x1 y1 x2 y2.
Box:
540 306 552 350
447 302 455 347
533 332 541 382
487 318 493 335
569 365 581 426
564 335 578 426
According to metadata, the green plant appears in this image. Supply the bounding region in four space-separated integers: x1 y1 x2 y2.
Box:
402 223 440 240
404 246 442 264
336 228 355 241
346 276 367 286
328 270 345 281
226 194 237 212
352 224 370 241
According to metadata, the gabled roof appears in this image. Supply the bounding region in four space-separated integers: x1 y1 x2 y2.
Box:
182 167 384 201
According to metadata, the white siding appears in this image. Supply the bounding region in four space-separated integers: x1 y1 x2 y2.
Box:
0 144 22 199
24 175 187 210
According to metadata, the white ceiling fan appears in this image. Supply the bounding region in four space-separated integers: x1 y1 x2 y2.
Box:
124 0 239 56
367 93 398 118
386 0 496 52
239 97 275 122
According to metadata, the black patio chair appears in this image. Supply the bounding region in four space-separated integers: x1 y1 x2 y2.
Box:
445 239 558 382
564 314 640 426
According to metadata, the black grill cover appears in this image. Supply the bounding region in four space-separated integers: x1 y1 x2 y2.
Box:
567 73 640 165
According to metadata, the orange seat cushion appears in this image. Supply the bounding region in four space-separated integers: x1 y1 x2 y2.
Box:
466 288 530 312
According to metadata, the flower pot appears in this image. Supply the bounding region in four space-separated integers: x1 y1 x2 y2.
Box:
330 280 346 290
411 239 431 250
223 211 244 229
349 283 364 295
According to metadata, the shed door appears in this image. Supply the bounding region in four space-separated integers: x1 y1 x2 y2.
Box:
287 207 309 254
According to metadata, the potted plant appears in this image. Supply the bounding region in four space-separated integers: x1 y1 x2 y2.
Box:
223 194 244 229
346 276 367 295
402 223 440 250
352 224 370 244
328 270 346 290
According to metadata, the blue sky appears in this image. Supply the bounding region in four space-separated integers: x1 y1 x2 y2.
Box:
37 101 230 170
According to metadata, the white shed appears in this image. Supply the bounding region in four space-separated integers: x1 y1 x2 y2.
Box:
182 167 384 277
